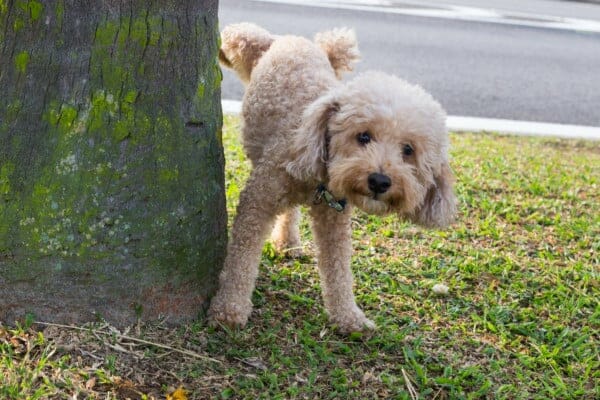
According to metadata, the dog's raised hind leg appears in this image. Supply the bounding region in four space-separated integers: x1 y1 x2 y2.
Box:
271 207 304 258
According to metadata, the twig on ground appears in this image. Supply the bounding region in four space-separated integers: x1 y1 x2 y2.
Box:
35 321 222 364
401 368 419 400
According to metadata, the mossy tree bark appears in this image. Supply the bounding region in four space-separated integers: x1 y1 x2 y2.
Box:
0 0 226 326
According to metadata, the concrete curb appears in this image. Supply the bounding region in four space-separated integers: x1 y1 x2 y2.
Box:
222 99 600 140
447 116 600 140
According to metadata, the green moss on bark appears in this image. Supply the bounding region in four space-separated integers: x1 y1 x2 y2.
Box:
0 0 225 325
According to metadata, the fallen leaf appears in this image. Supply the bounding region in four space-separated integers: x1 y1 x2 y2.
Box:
240 357 268 371
167 386 188 400
85 377 96 390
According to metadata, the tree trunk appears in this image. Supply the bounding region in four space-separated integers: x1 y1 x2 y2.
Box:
0 0 226 326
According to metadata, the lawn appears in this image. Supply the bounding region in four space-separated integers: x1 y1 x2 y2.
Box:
1 115 598 399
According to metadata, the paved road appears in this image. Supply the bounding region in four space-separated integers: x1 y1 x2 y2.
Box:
219 0 600 127
417 0 600 21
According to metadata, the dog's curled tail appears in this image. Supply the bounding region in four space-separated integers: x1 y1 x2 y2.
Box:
219 23 275 84
314 28 360 78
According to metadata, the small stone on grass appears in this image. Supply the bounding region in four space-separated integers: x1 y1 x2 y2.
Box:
432 283 450 296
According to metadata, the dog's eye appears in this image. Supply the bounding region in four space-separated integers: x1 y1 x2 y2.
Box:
403 144 414 156
357 131 371 145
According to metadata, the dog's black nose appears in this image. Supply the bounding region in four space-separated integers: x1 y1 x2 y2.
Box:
368 173 391 194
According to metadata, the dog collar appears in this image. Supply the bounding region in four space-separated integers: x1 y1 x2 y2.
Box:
314 184 346 212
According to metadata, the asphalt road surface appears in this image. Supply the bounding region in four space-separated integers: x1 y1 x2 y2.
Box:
219 0 600 127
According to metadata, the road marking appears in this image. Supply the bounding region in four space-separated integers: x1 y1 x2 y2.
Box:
251 0 600 34
222 99 600 140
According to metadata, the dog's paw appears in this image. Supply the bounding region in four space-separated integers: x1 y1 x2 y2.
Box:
280 246 305 259
337 317 376 334
330 307 376 334
208 295 252 329
271 237 305 259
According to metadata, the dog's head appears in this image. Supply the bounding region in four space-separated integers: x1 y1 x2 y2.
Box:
286 72 456 228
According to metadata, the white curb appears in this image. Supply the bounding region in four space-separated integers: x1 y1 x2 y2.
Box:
222 99 243 115
446 116 600 140
221 99 600 140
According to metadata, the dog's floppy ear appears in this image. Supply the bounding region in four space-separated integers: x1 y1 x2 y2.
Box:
286 95 339 182
411 161 457 228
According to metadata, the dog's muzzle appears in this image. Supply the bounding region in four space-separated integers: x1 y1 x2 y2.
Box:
368 173 391 194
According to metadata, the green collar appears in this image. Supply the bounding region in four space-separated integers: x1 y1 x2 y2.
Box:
314 184 347 212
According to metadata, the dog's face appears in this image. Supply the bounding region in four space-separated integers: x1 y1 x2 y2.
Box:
287 72 456 228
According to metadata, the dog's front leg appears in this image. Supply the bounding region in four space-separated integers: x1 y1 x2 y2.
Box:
208 168 280 328
309 204 375 333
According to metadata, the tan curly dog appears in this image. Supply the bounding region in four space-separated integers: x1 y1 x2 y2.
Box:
209 23 456 333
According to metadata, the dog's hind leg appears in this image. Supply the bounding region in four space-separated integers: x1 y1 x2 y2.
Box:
208 166 282 328
270 207 303 258
309 204 375 333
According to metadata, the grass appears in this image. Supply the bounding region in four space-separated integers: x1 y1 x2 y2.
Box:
1 114 598 399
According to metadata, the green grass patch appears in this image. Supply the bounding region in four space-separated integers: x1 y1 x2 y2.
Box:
1 115 598 399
